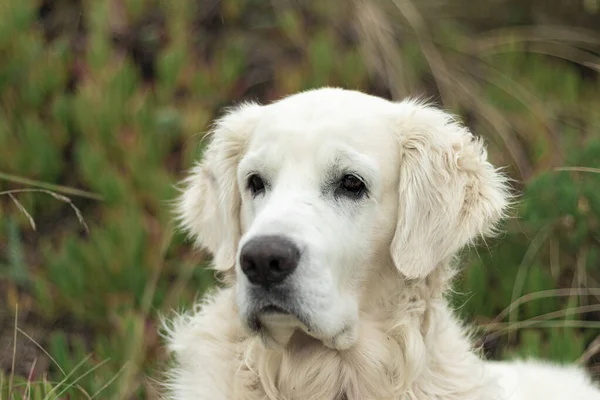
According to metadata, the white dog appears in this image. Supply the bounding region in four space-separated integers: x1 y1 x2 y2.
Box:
164 88 600 399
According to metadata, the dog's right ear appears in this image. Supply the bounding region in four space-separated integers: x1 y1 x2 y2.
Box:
176 103 263 272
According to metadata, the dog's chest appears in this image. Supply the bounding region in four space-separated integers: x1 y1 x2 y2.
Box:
234 334 403 400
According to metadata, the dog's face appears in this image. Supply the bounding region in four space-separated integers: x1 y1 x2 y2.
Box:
234 94 402 348
178 88 508 350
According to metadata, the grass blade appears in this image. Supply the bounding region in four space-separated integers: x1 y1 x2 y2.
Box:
0 171 103 201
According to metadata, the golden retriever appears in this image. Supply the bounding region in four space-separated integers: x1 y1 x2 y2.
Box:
164 88 600 399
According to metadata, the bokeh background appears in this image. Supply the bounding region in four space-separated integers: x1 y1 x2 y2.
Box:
1 0 599 398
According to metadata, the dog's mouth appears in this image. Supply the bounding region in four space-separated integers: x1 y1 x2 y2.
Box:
244 302 358 350
246 303 312 349
246 303 307 334
248 304 295 331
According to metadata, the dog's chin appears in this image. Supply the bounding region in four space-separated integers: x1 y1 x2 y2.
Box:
246 308 302 350
245 308 358 351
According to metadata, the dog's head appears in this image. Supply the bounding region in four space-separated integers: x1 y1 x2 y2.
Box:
177 88 509 349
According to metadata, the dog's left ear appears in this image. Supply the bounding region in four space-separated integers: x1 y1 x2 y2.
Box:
390 101 510 279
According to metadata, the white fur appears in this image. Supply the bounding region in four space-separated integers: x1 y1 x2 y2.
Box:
165 88 600 399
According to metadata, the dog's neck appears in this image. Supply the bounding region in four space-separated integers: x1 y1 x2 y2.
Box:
360 258 453 317
234 262 500 399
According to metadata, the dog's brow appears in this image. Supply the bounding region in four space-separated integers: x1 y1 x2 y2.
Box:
238 153 267 177
327 150 378 185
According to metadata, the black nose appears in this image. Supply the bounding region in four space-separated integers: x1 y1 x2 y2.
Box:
239 235 300 288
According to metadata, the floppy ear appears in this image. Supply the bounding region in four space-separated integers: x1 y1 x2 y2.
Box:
176 102 263 272
390 101 510 279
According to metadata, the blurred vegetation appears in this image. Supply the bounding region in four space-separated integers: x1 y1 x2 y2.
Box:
0 0 599 398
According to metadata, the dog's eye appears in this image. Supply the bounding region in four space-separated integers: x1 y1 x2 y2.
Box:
247 174 266 196
338 174 366 198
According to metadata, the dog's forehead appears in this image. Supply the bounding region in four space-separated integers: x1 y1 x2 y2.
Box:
247 94 398 165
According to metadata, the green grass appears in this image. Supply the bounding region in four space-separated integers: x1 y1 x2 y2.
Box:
0 0 599 398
